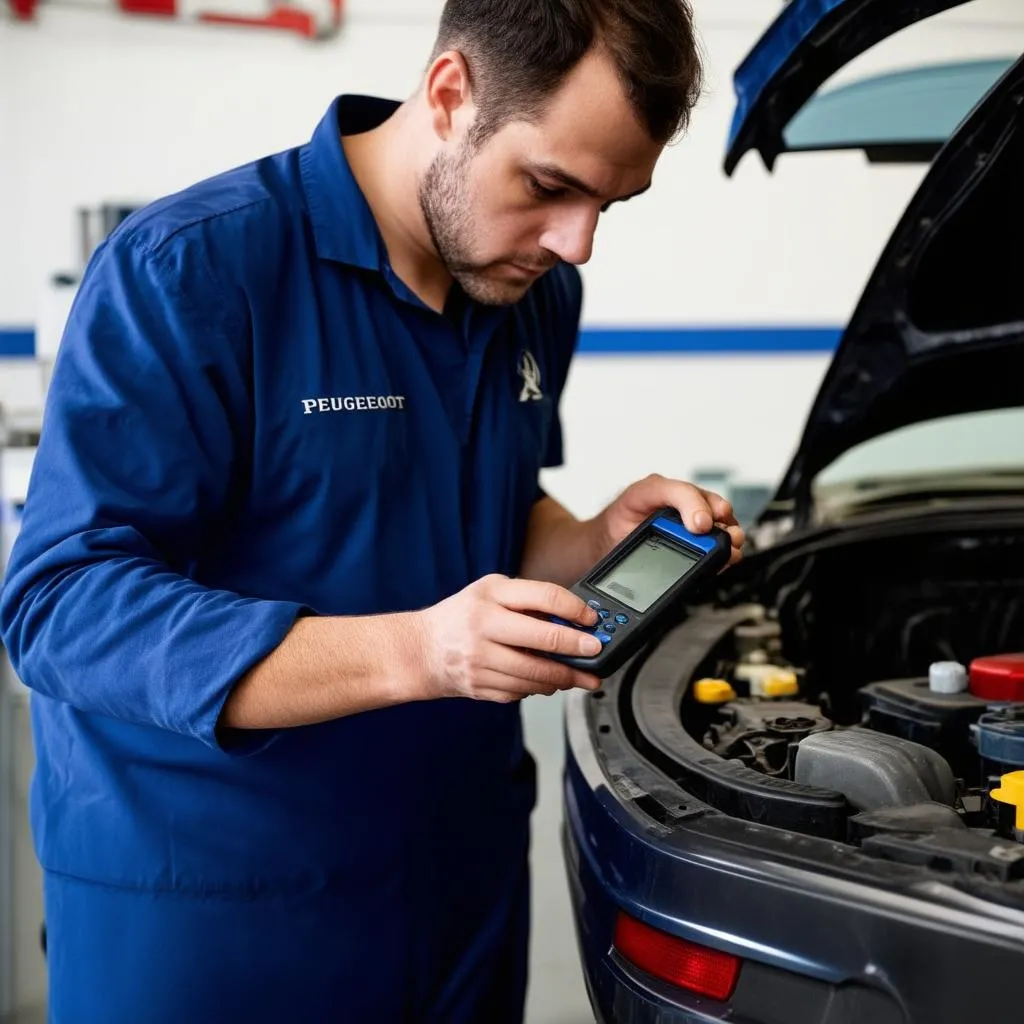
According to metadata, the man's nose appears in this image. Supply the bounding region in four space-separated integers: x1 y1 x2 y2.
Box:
538 208 598 267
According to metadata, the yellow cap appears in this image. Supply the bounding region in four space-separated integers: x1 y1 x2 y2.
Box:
991 771 1024 830
693 679 737 704
761 672 799 698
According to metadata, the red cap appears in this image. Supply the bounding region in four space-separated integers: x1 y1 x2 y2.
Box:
969 654 1024 702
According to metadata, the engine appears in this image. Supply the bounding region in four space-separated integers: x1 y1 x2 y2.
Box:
685 607 1024 846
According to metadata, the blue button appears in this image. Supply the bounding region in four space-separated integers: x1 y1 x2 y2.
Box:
615 613 629 625
603 624 616 634
598 609 610 620
596 632 613 645
587 600 602 610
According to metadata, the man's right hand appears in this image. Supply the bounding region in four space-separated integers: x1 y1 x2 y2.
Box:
415 575 604 703
222 576 603 733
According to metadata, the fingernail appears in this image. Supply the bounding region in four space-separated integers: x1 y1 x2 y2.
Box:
695 511 712 531
585 637 602 655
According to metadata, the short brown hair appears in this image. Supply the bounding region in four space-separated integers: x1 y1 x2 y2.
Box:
431 0 704 146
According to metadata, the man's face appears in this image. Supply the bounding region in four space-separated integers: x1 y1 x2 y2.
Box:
419 48 664 306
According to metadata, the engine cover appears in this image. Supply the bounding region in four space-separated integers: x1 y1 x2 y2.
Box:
794 728 958 810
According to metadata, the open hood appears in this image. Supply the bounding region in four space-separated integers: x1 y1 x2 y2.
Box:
725 0 975 175
753 45 1024 526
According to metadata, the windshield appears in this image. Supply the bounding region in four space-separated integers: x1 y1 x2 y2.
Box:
813 407 1024 491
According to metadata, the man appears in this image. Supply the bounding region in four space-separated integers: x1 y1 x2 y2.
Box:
0 1 743 1021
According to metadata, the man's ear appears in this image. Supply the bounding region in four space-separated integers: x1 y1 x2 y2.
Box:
424 50 476 143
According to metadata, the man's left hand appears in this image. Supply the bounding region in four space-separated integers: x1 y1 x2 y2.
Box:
592 473 746 568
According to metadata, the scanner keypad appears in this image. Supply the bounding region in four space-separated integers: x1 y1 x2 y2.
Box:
553 603 627 648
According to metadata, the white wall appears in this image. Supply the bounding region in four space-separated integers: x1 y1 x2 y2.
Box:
2 0 1023 519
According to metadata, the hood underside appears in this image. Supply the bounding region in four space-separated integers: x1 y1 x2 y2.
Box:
725 0 975 175
767 52 1024 521
726 0 1024 525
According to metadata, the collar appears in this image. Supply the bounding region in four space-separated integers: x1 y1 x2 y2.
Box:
299 94 400 270
297 95 513 337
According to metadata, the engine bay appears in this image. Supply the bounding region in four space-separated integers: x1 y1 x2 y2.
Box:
687 614 1024 835
667 523 1024 880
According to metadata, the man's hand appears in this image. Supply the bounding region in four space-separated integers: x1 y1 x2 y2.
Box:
414 575 604 703
594 473 746 568
518 475 746 590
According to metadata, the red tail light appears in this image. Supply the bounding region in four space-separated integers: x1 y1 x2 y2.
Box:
613 911 741 1001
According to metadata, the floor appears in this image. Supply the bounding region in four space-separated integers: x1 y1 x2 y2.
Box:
2 690 595 1024
1 685 46 1024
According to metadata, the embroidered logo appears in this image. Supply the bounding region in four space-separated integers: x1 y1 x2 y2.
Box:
518 350 544 403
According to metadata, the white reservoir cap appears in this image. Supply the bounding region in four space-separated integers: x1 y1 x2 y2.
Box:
929 661 968 694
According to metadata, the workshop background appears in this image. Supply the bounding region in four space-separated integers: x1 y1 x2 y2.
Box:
2 1 1024 1021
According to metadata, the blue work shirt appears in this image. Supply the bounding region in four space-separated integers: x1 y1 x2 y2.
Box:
0 95 582 897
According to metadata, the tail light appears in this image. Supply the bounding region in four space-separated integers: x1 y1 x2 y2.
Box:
613 911 742 1001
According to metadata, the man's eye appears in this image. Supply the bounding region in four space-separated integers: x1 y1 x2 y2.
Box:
527 177 565 200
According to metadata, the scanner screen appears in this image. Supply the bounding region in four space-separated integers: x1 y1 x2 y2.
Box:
593 534 700 613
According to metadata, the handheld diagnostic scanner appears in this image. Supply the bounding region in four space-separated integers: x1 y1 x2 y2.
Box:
547 507 732 677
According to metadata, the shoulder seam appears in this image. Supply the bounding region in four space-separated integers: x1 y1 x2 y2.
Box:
123 194 273 259
119 209 254 342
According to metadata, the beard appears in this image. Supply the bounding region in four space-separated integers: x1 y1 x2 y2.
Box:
417 141 555 306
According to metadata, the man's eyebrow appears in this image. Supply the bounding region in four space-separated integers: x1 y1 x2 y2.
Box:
529 163 652 204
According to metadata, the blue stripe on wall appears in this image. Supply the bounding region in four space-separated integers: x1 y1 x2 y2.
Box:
0 330 38 357
577 326 841 353
0 325 842 358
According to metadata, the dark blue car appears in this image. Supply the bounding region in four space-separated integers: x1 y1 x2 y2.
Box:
562 2 1024 1021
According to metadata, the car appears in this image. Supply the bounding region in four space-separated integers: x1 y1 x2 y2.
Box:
560 2 1024 1021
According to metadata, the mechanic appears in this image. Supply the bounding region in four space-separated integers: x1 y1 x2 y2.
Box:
0 1 743 1021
